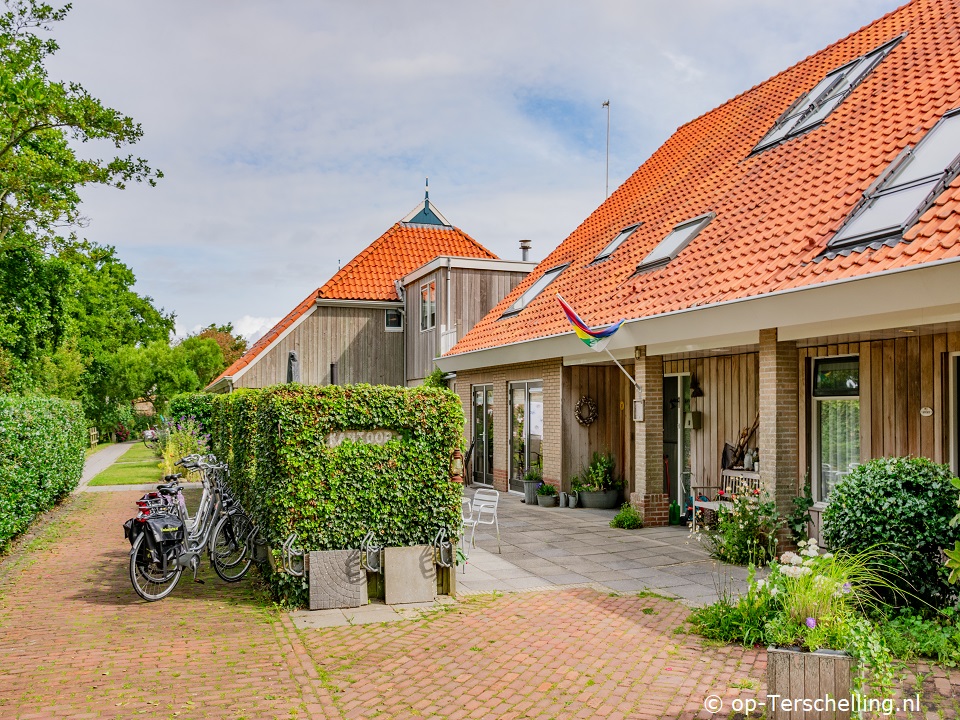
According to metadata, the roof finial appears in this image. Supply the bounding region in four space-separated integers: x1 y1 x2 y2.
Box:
424 177 430 212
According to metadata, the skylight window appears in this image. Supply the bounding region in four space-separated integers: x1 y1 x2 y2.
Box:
829 108 960 250
500 264 568 318
753 36 903 153
592 224 641 263
635 213 714 272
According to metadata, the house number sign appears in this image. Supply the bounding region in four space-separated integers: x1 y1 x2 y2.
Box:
326 430 398 448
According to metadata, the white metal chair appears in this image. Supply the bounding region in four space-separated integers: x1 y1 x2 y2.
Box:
461 488 501 554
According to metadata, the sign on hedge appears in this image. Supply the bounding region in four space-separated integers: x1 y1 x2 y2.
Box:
201 383 463 606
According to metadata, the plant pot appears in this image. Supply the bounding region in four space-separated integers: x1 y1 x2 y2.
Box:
577 489 620 509
522 480 539 505
767 646 855 720
536 495 558 507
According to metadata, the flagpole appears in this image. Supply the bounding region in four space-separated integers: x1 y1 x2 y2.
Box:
604 347 641 392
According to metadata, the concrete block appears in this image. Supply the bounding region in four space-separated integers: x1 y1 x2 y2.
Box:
308 549 367 610
384 545 436 605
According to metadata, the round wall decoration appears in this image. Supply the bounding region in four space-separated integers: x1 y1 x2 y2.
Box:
575 396 599 426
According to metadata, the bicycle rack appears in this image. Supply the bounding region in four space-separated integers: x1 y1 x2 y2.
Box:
434 528 454 568
280 533 305 577
359 531 383 574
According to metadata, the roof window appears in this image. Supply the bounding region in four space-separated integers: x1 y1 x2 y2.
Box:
635 213 714 272
829 108 960 250
753 36 903 154
592 224 641 263
500 264 568 318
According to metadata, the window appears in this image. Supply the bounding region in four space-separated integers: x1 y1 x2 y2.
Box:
812 357 860 503
500 264 567 318
420 280 436 331
754 36 902 153
509 380 543 493
385 308 403 332
830 108 960 249
635 213 714 272
593 223 641 263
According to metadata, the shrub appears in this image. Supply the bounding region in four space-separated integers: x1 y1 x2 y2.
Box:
158 415 210 475
210 384 463 606
692 485 781 566
878 607 960 667
610 503 644 529
536 482 557 496
0 395 86 549
823 456 960 609
169 392 214 433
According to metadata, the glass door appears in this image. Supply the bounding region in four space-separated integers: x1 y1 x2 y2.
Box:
471 386 494 486
509 381 543 493
662 374 692 507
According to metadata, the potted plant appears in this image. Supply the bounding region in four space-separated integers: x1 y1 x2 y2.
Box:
572 452 623 509
522 469 542 505
536 481 558 507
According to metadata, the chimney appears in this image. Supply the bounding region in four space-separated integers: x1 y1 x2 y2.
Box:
519 239 532 262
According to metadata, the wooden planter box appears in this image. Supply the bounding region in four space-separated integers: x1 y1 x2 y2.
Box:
767 646 854 720
577 489 620 509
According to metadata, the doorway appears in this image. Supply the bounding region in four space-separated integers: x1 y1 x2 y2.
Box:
472 385 494 486
509 380 543 493
662 374 692 507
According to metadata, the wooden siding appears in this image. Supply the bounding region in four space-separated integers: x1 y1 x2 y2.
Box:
405 267 528 384
799 333 955 471
561 365 635 493
662 353 760 489
234 305 404 389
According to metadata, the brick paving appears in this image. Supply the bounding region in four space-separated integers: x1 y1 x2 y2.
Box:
0 487 958 719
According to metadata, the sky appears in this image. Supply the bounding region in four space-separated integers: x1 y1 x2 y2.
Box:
45 0 907 342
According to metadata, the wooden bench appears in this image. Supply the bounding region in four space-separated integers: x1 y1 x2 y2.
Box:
692 469 762 530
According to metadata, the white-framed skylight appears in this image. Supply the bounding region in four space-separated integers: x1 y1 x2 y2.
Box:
592 223 641 263
753 35 903 154
635 213 714 273
829 107 960 250
500 264 568 318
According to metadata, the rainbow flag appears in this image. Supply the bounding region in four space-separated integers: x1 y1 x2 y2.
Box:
557 294 624 352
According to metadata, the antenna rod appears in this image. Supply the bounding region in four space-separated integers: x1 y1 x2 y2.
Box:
602 100 610 198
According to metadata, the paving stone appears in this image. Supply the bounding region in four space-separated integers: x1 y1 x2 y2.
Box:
308 549 367 610
384 545 436 605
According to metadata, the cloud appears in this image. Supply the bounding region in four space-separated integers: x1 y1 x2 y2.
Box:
233 316 282 344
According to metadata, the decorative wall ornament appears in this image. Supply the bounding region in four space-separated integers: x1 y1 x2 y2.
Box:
575 396 599 426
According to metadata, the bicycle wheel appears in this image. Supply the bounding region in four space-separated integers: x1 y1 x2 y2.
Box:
211 513 253 582
129 532 182 601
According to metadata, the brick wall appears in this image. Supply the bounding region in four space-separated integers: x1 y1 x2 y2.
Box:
453 359 563 493
633 348 663 498
758 328 800 545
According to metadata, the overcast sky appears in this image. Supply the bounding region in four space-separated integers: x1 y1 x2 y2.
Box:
46 1 905 341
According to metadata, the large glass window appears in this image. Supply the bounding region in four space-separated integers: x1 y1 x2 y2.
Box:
830 108 960 249
813 357 860 502
420 280 436 331
509 381 543 492
753 36 902 153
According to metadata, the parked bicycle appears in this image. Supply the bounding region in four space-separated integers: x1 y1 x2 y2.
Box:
123 454 257 601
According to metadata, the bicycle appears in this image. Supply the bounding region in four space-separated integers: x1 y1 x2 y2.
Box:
124 454 256 601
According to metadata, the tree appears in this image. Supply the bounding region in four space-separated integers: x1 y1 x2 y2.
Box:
194 323 247 369
0 1 160 247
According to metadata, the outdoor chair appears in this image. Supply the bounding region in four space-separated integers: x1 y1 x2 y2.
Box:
461 488 501 555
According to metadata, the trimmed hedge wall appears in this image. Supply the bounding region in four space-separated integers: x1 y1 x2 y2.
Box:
209 384 464 605
0 395 86 549
168 392 214 431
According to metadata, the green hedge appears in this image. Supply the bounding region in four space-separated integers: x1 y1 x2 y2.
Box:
168 392 214 431
0 395 86 549
211 384 464 605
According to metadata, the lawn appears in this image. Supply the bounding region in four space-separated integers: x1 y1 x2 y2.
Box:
88 442 163 486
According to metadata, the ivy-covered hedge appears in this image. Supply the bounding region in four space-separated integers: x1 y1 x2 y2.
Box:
210 384 464 605
168 392 214 431
0 395 86 549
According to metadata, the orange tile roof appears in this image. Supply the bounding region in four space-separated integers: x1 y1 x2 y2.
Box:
448 0 960 357
318 223 495 301
209 220 494 386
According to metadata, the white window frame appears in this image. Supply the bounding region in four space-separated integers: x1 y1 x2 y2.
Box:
420 280 436 332
500 264 567 318
810 354 861 507
950 352 960 475
384 308 403 333
592 223 641 264
635 212 714 273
